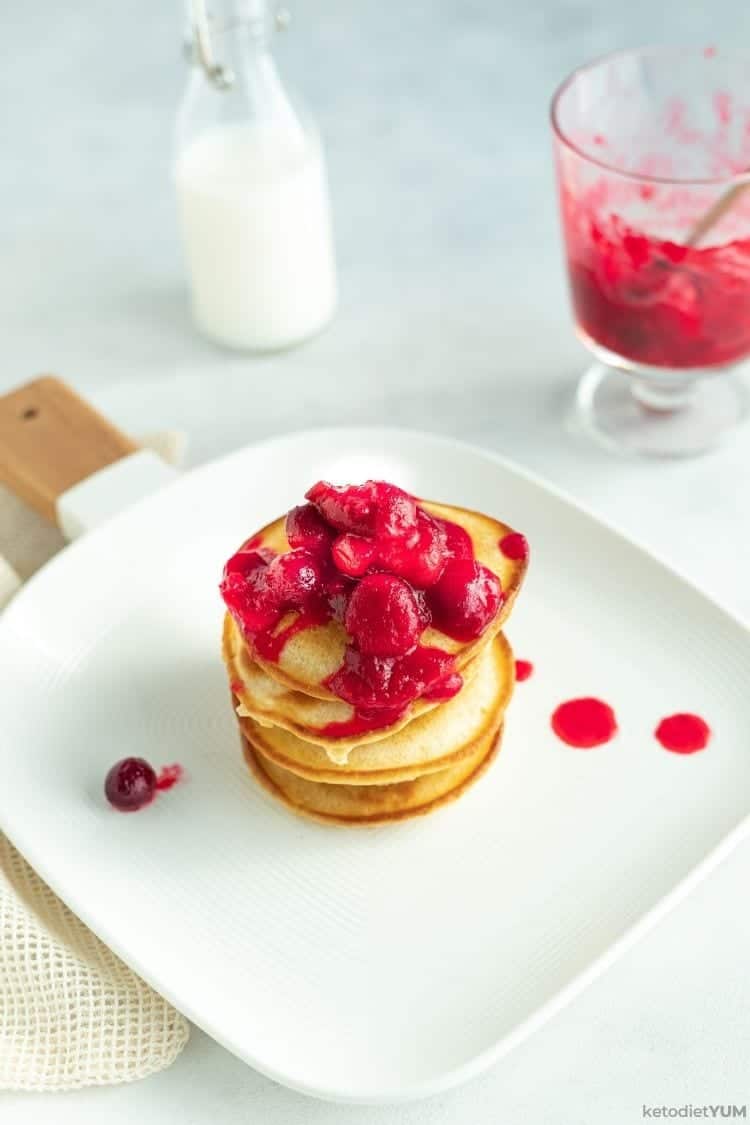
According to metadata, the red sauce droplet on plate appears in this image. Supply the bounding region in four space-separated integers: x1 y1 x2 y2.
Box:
654 713 711 754
156 764 184 791
499 532 529 561
515 659 533 682
551 697 618 748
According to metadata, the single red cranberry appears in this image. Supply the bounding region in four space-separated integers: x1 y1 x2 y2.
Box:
222 548 268 580
434 517 473 560
373 484 419 541
427 558 502 640
219 567 278 632
305 481 378 536
331 533 377 577
345 573 423 656
326 647 394 709
285 503 334 555
324 569 355 622
376 509 448 587
386 645 457 703
263 549 322 610
105 757 157 812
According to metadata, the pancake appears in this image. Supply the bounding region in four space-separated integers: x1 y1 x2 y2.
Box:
223 611 489 761
239 633 513 784
237 500 527 701
242 723 503 826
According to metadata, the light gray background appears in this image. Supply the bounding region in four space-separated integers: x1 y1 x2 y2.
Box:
2 1 750 1122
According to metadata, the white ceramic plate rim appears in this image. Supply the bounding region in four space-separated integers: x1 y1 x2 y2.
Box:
3 426 750 1104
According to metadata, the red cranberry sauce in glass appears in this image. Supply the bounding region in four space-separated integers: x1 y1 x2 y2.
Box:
553 50 750 371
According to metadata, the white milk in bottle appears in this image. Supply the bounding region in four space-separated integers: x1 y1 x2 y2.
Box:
175 1 337 350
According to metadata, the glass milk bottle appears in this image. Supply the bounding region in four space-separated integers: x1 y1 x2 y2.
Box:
175 0 337 350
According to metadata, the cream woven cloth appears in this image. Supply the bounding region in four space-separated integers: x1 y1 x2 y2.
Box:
0 432 190 1091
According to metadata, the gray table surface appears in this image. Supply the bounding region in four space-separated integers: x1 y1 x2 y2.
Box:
3 1 750 1121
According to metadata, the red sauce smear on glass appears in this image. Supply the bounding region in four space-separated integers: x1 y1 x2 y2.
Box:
514 659 533 682
551 697 618 748
654 713 711 754
499 532 529 561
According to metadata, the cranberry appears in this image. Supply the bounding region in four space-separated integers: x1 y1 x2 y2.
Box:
105 757 157 812
285 503 334 555
434 517 473 560
324 569 354 622
305 481 378 536
376 509 448 587
331 533 377 577
263 549 322 611
219 567 278 633
373 484 419 541
344 573 422 656
427 558 502 641
222 548 267 580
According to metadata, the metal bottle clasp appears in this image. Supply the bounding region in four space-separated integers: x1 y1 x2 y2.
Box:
185 0 291 90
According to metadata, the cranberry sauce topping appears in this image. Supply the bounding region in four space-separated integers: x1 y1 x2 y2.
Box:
654 713 711 754
319 705 409 740
253 604 331 663
514 659 533 682
551 697 618 748
219 480 520 730
421 671 464 702
325 642 461 711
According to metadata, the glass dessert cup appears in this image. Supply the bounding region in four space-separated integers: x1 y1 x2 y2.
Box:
551 47 750 457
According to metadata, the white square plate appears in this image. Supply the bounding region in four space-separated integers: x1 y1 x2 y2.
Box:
1 429 748 1103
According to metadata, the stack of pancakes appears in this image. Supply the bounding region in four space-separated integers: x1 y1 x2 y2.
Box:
222 500 527 825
